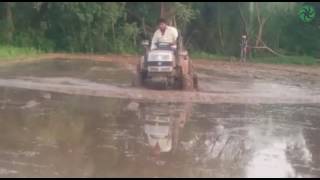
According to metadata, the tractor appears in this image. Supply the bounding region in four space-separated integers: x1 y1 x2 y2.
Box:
133 35 198 90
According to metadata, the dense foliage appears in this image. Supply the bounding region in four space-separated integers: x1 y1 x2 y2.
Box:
0 2 319 58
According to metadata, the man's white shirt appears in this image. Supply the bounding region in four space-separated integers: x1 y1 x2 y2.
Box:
151 26 178 50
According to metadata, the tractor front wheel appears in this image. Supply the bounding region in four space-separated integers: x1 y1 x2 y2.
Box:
132 64 144 87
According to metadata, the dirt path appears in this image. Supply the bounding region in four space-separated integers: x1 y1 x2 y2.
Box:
0 77 319 104
7 53 320 76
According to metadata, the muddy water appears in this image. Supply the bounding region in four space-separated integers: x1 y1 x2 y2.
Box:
0 58 319 177
0 59 319 105
0 59 132 86
0 87 319 177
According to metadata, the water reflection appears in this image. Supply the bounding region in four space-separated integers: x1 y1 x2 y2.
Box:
137 102 191 159
181 105 317 178
1 87 319 177
245 125 313 178
129 102 318 177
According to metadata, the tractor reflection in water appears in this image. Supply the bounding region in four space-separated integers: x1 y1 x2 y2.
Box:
138 103 192 162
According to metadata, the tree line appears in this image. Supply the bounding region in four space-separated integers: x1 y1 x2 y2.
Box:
0 2 319 58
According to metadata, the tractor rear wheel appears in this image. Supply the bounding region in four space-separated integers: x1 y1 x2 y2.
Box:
174 67 183 90
193 73 198 90
182 74 194 91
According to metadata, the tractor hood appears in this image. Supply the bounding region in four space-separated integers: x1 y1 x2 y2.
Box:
148 50 174 62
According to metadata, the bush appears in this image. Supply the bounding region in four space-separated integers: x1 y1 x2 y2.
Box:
0 44 41 61
190 51 229 60
251 55 319 65
13 30 55 52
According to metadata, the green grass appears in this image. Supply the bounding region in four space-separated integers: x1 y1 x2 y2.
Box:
0 45 318 66
190 51 229 60
190 51 319 66
0 45 41 62
251 55 319 65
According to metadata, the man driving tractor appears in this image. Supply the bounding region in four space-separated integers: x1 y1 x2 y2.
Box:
151 18 178 50
134 17 198 90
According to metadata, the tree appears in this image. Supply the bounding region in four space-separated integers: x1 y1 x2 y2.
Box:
1 2 14 43
1 2 319 57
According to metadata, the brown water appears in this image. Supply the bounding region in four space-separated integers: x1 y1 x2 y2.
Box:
0 59 132 86
0 59 319 105
0 58 319 177
0 87 319 177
